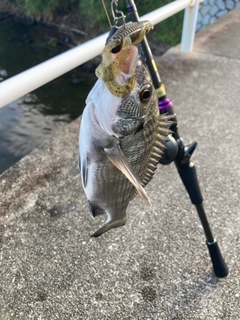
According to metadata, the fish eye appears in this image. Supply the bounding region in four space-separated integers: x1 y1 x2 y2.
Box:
140 84 152 103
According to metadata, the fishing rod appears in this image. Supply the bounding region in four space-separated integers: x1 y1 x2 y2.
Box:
125 0 228 278
108 0 228 277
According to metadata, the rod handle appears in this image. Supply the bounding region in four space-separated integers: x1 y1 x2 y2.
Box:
207 240 229 277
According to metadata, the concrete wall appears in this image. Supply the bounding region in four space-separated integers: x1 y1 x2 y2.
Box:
197 0 240 31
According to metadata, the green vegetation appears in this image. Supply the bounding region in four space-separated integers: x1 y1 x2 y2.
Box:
3 0 184 46
4 0 77 20
79 0 184 46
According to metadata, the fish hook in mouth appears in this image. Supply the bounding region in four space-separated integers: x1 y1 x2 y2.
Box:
95 41 139 98
95 21 153 98
114 45 138 85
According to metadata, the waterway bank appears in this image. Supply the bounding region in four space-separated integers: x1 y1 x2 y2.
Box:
0 15 96 174
0 1 171 174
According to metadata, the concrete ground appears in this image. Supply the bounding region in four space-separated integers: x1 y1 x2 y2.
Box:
1 8 240 320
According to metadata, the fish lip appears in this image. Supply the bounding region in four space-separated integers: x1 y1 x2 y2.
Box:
125 45 139 75
119 45 138 75
114 45 138 86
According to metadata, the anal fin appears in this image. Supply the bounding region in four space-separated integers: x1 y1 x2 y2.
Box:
88 201 105 218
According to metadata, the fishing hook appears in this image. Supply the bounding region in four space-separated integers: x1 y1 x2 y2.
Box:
111 0 126 27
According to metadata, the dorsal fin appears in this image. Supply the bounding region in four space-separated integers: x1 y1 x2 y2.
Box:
141 114 173 187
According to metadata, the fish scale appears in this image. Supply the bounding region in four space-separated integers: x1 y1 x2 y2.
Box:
79 21 171 237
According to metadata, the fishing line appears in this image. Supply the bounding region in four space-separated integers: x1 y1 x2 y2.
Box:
101 0 112 27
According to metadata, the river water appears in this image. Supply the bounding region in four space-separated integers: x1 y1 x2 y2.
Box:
0 16 96 174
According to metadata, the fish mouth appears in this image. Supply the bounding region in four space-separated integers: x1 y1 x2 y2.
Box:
114 45 138 86
95 21 153 98
95 41 139 97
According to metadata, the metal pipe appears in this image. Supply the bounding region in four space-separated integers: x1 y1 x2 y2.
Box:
140 0 191 24
0 33 108 109
181 0 200 52
0 0 193 109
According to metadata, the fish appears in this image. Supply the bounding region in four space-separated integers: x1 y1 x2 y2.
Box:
79 21 171 237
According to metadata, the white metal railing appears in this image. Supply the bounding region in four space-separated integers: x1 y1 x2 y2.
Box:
0 0 199 109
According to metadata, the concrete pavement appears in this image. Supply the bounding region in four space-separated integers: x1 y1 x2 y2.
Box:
1 8 240 319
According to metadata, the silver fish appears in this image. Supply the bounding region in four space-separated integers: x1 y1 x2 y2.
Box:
79 22 171 237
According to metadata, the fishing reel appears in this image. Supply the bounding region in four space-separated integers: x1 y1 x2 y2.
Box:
159 134 178 165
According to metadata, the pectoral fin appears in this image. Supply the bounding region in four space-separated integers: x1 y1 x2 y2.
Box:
104 143 156 214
